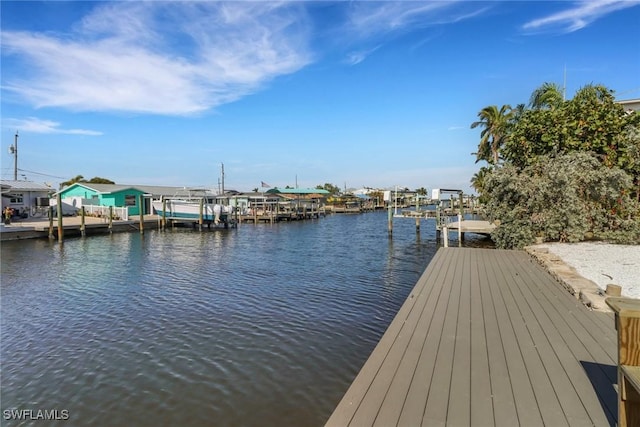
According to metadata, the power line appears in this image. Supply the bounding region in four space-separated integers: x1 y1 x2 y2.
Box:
0 168 68 180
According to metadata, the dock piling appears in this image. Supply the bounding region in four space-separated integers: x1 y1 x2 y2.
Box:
139 195 144 234
56 192 64 243
162 198 167 231
81 206 86 237
48 206 54 240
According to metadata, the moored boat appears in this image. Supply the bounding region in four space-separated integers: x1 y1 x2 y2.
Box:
152 190 233 225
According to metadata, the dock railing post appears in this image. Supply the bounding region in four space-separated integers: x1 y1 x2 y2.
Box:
109 206 113 233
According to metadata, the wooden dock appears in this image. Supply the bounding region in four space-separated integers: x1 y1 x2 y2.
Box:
326 247 618 427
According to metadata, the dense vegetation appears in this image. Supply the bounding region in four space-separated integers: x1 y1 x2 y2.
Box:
471 83 640 248
60 175 115 188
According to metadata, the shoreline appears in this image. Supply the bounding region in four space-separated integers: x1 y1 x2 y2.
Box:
526 242 640 312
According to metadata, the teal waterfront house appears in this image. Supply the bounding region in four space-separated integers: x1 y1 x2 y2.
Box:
57 183 149 216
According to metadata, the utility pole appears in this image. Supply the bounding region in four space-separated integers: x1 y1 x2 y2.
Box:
221 162 225 195
12 131 18 180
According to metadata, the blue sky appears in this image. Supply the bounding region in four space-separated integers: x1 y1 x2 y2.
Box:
2 1 639 194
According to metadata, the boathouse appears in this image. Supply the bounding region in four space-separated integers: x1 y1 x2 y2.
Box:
266 188 330 212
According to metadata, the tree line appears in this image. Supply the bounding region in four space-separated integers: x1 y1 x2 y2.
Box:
471 83 640 248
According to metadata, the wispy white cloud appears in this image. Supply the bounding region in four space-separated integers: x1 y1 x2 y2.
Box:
345 45 381 65
3 117 103 135
340 1 489 64
1 2 312 115
522 0 640 34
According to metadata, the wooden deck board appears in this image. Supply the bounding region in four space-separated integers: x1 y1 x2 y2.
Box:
446 248 472 427
325 248 618 427
476 249 520 427
469 250 495 427
506 251 617 426
484 249 549 426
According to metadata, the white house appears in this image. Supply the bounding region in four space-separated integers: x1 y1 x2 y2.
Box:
0 180 53 217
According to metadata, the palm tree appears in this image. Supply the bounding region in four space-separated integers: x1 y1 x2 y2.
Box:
470 105 512 165
529 82 564 110
470 166 492 196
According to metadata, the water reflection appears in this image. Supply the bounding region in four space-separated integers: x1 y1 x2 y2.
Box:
1 211 492 426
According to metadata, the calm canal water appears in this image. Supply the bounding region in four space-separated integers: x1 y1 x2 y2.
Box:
1 211 492 426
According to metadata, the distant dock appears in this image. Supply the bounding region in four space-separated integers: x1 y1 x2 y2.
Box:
326 247 617 426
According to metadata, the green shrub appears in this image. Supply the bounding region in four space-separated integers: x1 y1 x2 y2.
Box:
485 152 639 248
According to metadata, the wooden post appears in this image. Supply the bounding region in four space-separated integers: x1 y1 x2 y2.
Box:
234 198 239 226
443 225 449 247
458 213 462 243
80 206 86 237
162 198 167 231
387 203 393 235
109 206 113 233
459 192 464 218
253 202 257 224
48 206 54 240
606 297 640 427
56 192 64 243
415 216 420 233
436 205 441 240
607 284 622 297
198 198 203 231
139 195 145 234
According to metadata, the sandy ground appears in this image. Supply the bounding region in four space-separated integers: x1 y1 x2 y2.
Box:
534 242 640 299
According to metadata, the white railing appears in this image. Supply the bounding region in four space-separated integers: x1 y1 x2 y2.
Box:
82 205 129 221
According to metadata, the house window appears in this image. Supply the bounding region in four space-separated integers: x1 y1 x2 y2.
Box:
9 194 23 204
124 195 137 206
